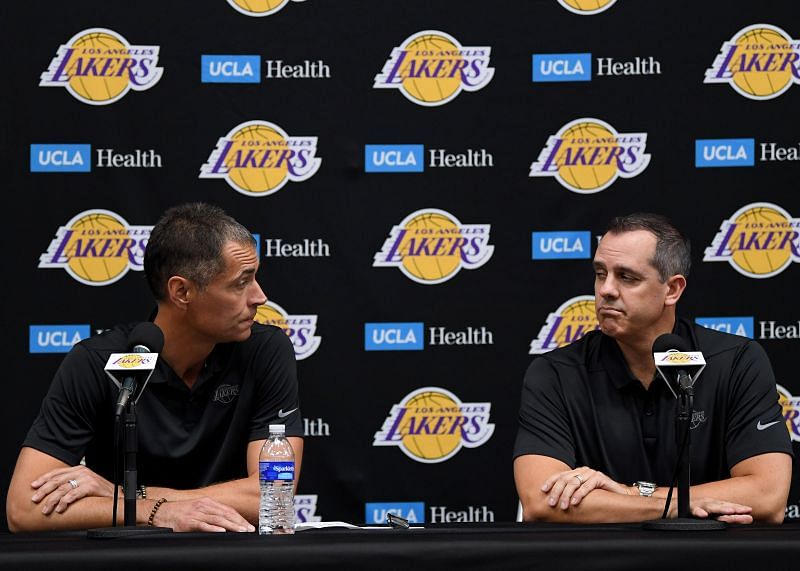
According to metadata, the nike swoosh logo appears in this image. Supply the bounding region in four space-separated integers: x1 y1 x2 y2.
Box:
278 407 298 418
757 420 780 431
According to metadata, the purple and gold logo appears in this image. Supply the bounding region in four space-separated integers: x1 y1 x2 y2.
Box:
227 0 306 17
374 30 494 106
530 295 600 354
200 120 321 197
529 118 650 193
777 384 800 442
40 28 162 105
704 24 800 100
704 202 800 279
254 301 321 360
373 209 493 284
373 387 494 463
557 0 617 15
39 210 150 286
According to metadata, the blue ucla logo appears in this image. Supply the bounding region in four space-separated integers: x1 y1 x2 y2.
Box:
365 323 424 351
695 317 754 339
365 145 424 173
30 144 91 172
532 53 592 82
532 231 591 259
201 55 260 83
695 139 754 167
30 325 90 353
365 502 425 524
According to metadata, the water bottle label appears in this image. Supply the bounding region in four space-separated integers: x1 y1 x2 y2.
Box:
260 461 295 482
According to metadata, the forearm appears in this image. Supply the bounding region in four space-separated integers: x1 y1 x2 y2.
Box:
522 487 667 523
7 496 158 532
148 475 260 524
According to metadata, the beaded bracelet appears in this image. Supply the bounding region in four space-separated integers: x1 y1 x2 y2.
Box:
148 498 168 527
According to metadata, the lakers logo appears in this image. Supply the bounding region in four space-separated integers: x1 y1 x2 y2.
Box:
39 28 162 105
373 387 494 463
373 208 494 284
557 0 617 15
112 354 154 368
373 30 494 106
254 301 321 360
777 384 800 442
38 210 151 286
227 0 306 17
530 295 600 354
703 203 800 279
529 118 650 193
199 120 321 197
705 24 800 100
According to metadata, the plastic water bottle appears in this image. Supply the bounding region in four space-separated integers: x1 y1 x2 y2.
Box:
259 424 295 535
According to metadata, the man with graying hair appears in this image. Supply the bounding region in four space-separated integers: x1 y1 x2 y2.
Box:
8 202 303 532
514 212 791 524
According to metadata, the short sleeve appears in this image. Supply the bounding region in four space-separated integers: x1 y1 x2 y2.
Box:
513 356 577 467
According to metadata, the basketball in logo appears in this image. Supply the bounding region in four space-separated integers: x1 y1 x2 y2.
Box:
398 390 463 461
530 295 600 354
557 0 617 15
67 212 129 283
401 34 463 104
67 31 131 102
557 121 619 191
254 301 321 360
227 0 295 17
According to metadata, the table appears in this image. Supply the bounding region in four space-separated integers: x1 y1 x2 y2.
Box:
1 523 799 570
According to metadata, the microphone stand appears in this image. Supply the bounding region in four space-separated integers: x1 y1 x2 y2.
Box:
88 400 172 538
643 374 725 531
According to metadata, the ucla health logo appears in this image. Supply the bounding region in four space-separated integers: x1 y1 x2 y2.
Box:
777 384 800 442
704 203 800 278
365 323 424 351
201 55 260 83
30 144 91 173
373 387 494 463
533 53 592 82
695 139 755 167
695 317 754 338
530 295 599 354
39 210 150 286
254 301 320 360
228 0 305 17
532 231 591 260
374 30 494 106
529 118 650 193
40 28 162 105
373 209 493 284
29 324 90 353
365 502 425 525
200 120 321 197
365 145 424 173
558 0 617 15
705 24 800 100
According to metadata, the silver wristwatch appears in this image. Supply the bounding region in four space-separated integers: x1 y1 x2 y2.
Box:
633 481 656 497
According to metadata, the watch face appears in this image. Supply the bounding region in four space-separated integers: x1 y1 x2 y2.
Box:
635 481 656 496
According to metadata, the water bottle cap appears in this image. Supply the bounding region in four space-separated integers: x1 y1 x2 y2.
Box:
269 424 286 434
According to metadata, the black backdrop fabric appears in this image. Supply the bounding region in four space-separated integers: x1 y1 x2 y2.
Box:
2 1 800 530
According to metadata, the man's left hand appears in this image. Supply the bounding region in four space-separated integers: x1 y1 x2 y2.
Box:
541 467 632 510
30 465 118 515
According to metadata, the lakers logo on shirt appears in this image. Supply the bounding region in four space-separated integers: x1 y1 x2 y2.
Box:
254 301 321 360
557 0 617 15
373 208 494 284
38 210 151 286
199 120 321 197
704 203 800 278
373 30 494 106
704 24 800 100
530 295 600 354
373 387 494 463
39 28 162 105
227 0 306 17
529 118 650 193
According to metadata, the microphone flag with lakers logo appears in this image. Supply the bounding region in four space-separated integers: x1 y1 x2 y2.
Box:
652 334 707 399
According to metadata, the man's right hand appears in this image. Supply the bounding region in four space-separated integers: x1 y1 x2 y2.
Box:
688 497 753 524
151 497 255 532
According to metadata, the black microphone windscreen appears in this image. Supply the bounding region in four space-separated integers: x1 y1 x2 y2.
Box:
128 322 165 353
652 333 690 354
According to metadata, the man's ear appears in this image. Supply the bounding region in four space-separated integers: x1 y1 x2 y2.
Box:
166 276 193 310
664 274 687 307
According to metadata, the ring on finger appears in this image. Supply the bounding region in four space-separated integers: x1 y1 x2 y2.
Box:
68 479 79 490
574 474 584 485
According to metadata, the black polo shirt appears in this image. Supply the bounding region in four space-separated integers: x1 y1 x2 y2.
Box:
24 322 302 489
513 318 792 485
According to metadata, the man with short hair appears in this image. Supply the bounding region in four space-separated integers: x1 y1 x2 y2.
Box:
514 212 791 524
7 202 303 532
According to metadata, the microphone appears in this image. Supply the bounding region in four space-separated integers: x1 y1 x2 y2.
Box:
652 333 706 399
107 323 164 417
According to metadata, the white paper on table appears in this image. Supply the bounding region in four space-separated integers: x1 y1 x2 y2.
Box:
295 521 424 531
